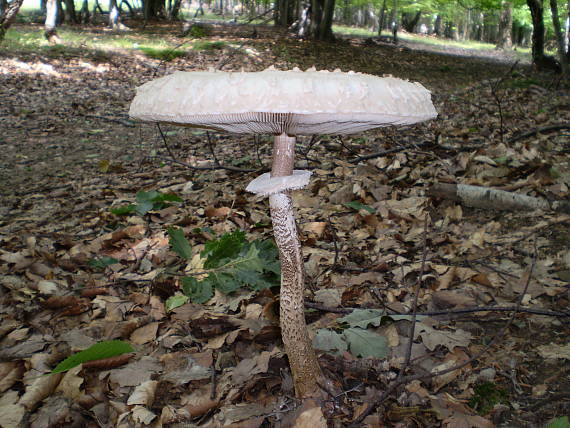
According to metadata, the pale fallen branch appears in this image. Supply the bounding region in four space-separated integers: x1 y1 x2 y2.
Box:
428 182 570 214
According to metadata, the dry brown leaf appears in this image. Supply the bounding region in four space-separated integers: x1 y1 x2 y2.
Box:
0 403 26 428
127 380 158 406
293 406 327 427
130 321 160 345
182 385 219 417
55 365 84 400
83 353 134 370
0 362 23 393
19 373 63 410
303 221 327 237
131 405 157 424
205 206 232 217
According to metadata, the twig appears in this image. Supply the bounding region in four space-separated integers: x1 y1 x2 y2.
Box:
83 114 135 127
488 61 519 145
349 141 430 164
349 244 537 426
507 123 570 144
156 124 177 160
216 41 247 70
149 155 261 173
243 6 275 23
206 131 221 166
304 302 569 318
402 215 429 371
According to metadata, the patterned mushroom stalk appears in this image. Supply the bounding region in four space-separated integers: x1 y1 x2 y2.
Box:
129 67 437 399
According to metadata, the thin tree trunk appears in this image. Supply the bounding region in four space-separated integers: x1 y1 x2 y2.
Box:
277 0 289 26
496 1 513 49
390 0 397 43
564 0 570 57
377 0 386 35
109 0 128 29
549 0 569 73
0 0 25 42
527 0 546 63
79 0 90 22
44 0 61 43
434 14 442 35
62 0 77 23
317 0 333 40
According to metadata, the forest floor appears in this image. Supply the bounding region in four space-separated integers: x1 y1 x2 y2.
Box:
1 21 570 428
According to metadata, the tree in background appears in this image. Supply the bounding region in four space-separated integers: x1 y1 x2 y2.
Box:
44 0 61 43
0 0 25 41
549 0 568 72
496 0 513 48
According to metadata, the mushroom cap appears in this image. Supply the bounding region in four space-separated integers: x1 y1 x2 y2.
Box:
129 68 437 135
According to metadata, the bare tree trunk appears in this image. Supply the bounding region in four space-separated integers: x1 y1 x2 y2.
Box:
0 0 25 42
526 0 559 70
44 0 61 43
566 0 569 58
461 8 470 40
434 14 442 35
390 0 397 43
109 0 128 29
276 0 289 26
549 0 569 73
62 0 77 23
496 1 513 49
377 0 386 35
318 0 333 39
309 0 333 40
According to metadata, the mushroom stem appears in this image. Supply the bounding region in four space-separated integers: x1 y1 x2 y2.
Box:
269 133 324 398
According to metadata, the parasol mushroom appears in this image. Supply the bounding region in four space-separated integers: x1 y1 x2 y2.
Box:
129 67 437 398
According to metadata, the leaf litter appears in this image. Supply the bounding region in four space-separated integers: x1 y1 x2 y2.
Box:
1 21 570 427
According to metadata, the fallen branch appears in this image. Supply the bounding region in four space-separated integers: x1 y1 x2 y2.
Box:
149 155 261 173
84 114 135 127
349 141 430 164
508 123 570 144
305 302 570 318
428 182 570 214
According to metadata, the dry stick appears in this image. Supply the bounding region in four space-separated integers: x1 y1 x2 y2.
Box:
507 123 570 144
349 250 538 426
216 41 247 71
151 155 259 173
156 124 178 161
402 215 430 370
154 128 259 173
349 141 429 164
489 61 519 145
304 302 570 318
83 114 135 127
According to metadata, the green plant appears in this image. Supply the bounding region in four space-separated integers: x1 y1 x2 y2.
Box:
166 230 280 308
110 190 182 216
192 40 226 51
469 381 509 414
188 25 208 38
139 47 186 61
51 340 134 374
88 256 119 271
547 416 570 428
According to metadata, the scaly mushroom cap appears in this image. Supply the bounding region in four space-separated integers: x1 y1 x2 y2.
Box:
129 68 437 135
